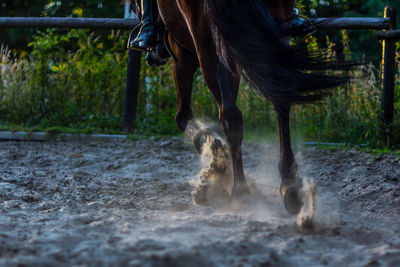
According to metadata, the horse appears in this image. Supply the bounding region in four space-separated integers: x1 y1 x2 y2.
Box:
132 0 351 215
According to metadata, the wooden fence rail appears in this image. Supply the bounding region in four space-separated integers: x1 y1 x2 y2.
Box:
377 29 400 40
311 17 391 30
0 17 391 30
0 7 398 133
0 17 139 29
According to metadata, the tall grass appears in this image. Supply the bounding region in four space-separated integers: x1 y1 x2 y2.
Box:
1 29 127 131
290 38 400 147
0 29 399 148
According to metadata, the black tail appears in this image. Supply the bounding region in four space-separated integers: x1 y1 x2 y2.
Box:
204 0 354 104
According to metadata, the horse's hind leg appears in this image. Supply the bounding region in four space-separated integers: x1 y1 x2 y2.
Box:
174 1 249 197
198 53 249 197
275 103 303 214
197 59 249 198
169 40 199 133
215 64 250 198
182 42 249 197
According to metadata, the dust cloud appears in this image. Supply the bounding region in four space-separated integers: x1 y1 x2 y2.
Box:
0 137 399 266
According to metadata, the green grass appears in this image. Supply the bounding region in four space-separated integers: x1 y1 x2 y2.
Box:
1 29 399 149
311 143 400 156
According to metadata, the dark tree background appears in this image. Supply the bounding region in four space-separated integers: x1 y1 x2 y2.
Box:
297 0 399 60
0 0 125 51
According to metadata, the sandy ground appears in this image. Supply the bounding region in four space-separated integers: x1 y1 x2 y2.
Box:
0 137 399 266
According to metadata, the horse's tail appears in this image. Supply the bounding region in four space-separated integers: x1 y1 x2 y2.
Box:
204 0 354 104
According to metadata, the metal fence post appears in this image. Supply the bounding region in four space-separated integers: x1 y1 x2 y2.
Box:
123 0 142 132
381 6 397 130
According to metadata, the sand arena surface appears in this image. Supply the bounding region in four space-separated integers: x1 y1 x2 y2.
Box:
0 137 399 266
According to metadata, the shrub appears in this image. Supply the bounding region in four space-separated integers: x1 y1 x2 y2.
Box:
0 29 399 148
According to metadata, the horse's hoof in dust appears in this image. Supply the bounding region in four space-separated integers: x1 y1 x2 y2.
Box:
192 126 223 154
192 129 208 153
281 184 303 215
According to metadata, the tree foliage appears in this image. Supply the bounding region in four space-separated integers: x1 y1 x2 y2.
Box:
0 0 125 51
295 0 400 60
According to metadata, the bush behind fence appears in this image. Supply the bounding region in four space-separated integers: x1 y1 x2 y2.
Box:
0 29 399 147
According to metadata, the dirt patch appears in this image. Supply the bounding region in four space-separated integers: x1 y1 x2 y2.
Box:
0 137 399 266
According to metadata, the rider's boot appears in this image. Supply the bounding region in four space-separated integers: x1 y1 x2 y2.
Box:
129 0 157 51
291 16 316 39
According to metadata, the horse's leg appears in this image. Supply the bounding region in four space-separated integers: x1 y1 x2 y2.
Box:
275 103 303 214
174 0 249 197
195 47 249 197
215 64 250 198
169 39 199 133
197 59 249 197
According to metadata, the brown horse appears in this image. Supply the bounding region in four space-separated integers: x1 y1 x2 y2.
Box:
134 0 350 214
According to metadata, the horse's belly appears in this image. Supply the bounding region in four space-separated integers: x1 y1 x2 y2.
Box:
157 0 196 52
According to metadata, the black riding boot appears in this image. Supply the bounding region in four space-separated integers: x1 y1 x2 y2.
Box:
129 0 157 51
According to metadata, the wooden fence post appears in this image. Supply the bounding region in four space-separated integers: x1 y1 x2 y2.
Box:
123 49 142 132
123 0 142 133
381 6 397 131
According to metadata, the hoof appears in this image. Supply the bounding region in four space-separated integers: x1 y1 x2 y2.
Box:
192 129 207 153
192 126 223 154
281 184 303 215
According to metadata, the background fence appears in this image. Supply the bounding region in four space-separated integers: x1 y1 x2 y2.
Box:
0 6 398 135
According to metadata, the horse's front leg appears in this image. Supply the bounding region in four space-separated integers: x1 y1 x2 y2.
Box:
275 103 303 214
169 39 199 134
